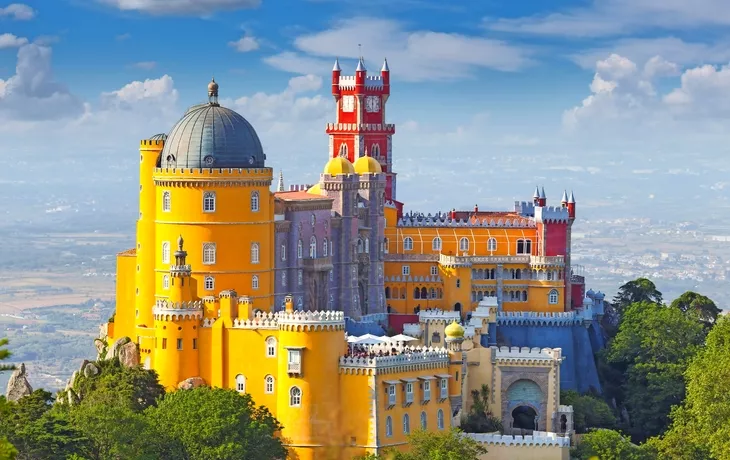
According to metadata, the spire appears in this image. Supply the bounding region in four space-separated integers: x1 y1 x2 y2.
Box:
561 190 568 203
381 58 389 72
356 57 366 72
568 191 575 204
277 170 285 192
208 77 219 105
332 58 341 72
533 186 540 199
540 186 546 199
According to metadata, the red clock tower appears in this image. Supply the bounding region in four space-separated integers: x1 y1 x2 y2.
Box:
327 57 399 208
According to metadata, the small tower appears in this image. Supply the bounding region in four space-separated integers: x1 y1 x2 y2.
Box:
539 186 547 207
567 191 576 219
444 321 465 352
168 235 193 303
381 58 390 99
355 56 366 94
277 170 285 192
533 186 540 206
331 58 341 99
561 190 568 208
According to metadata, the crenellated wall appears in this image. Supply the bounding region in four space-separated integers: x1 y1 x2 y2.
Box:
467 432 570 460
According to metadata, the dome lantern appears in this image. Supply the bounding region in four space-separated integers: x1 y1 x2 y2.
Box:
208 77 219 105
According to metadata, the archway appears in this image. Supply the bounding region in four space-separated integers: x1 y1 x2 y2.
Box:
512 405 538 431
454 302 462 312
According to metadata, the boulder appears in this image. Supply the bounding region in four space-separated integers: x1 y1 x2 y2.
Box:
107 336 131 360
118 341 139 368
177 377 207 390
98 323 108 341
83 362 100 378
5 363 33 402
94 339 107 360
66 388 79 406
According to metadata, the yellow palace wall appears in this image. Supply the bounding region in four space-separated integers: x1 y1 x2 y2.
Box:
477 443 570 460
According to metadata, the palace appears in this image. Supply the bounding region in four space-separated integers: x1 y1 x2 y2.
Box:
106 58 607 460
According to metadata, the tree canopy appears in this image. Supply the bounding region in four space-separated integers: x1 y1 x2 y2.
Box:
670 291 721 325
571 429 654 460
460 384 503 434
560 391 616 433
611 278 663 318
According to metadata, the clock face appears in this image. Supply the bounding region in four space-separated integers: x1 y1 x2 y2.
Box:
365 96 380 113
342 95 355 112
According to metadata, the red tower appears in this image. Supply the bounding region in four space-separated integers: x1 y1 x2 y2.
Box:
326 57 399 206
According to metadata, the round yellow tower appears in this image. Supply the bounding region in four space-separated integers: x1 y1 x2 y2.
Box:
276 295 346 460
153 298 202 390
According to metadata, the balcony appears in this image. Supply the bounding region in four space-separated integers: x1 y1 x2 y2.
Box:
301 256 333 272
423 390 431 402
529 256 565 267
405 391 414 404
287 362 301 374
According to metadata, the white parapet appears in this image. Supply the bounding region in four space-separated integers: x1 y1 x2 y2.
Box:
402 323 422 337
419 309 460 322
464 432 571 447
153 299 204 320
558 405 573 413
277 310 345 330
339 346 449 373
232 311 278 330
493 346 563 363
497 311 580 326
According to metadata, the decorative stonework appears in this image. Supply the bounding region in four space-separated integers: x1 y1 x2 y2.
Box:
339 347 449 375
500 369 551 434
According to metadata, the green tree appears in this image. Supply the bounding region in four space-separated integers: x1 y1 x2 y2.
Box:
460 384 503 433
606 301 704 441
388 428 487 460
146 387 286 460
560 391 616 433
670 291 721 325
0 439 17 460
0 338 14 372
612 278 663 319
571 429 654 460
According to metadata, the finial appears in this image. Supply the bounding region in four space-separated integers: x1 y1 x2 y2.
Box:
561 190 568 203
568 191 575 204
358 43 362 58
177 235 184 251
381 57 389 72
333 57 341 72
208 77 219 105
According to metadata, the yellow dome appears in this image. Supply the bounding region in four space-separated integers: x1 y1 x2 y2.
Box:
353 155 382 174
307 183 322 195
323 156 355 175
445 321 465 338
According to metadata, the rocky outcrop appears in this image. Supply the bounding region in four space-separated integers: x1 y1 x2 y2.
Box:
83 361 100 378
5 363 33 402
94 339 108 360
177 377 206 390
106 337 130 360
118 342 139 368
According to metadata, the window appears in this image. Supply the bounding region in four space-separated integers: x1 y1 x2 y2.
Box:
517 239 532 254
423 381 431 401
403 414 410 434
176 338 183 350
162 191 171 212
266 337 277 357
459 237 469 252
297 240 303 259
161 338 167 349
421 411 427 430
385 416 393 437
235 374 246 392
249 242 260 264
298 270 303 286
251 191 260 212
549 289 559 304
440 378 448 399
388 385 396 406
310 236 317 258
405 382 414 403
252 275 259 290
329 270 333 281
402 265 410 276
437 409 445 430
310 214 316 226
163 275 170 289
488 237 497 252
290 386 302 407
204 276 215 291
330 240 334 256
430 266 438 276
265 375 275 394
384 238 389 253
192 338 197 349
203 243 216 265
365 238 370 254
203 192 216 213
403 237 414 251
456 279 461 288
287 349 302 373
162 241 170 264
281 244 286 261
282 271 287 287
432 237 442 251
372 144 381 157
323 238 328 256
339 143 348 157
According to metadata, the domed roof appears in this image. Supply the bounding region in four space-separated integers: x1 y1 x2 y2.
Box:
323 156 355 175
353 155 382 174
445 320 465 338
159 80 265 169
307 183 323 195
149 133 167 141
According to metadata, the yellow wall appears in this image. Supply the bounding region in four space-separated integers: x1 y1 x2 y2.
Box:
153 314 200 389
477 442 570 460
113 250 137 341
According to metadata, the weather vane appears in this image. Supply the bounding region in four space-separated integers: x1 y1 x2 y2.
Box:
358 43 362 58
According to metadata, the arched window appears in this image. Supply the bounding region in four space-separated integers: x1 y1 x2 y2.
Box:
488 237 497 252
281 244 287 261
310 236 317 258
204 276 215 291
432 237 442 251
403 237 414 251
437 409 445 430
421 411 427 430
265 375 275 394
162 191 171 212
252 275 259 290
251 191 260 212
281 271 287 287
235 374 245 392
357 238 364 254
203 191 216 212
290 386 302 407
522 290 528 301
403 414 410 434
338 143 348 157
414 287 421 299
163 275 169 289
297 240 303 259
203 243 216 265
384 238 389 253
365 238 370 254
459 237 469 252
266 337 277 357
251 243 260 264
323 238 328 256
371 144 380 158
549 289 559 304
162 241 170 264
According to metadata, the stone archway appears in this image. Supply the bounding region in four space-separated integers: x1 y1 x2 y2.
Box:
502 378 547 435
512 405 538 431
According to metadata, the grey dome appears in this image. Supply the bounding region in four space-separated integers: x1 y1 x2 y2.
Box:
160 102 265 169
149 133 167 141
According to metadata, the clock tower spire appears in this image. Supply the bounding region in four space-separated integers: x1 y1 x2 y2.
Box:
327 56 400 211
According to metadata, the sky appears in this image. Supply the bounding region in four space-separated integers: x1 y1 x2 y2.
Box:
2 0 730 219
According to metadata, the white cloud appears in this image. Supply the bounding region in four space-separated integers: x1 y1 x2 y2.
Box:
0 33 27 48
132 61 157 70
229 35 259 52
664 64 730 117
265 17 533 81
0 3 35 20
485 0 730 38
97 0 260 15
100 75 178 112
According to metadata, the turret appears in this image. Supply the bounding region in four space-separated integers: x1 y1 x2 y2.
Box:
533 186 540 206
381 58 390 96
567 191 576 219
167 235 193 304
331 58 341 98
560 190 568 208
539 186 546 207
355 57 366 94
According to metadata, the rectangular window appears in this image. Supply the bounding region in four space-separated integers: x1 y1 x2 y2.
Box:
430 266 438 276
388 384 396 406
405 382 414 404
177 338 183 350
162 338 167 350
192 338 197 350
287 349 302 374
423 381 431 401
440 378 448 399
402 265 410 276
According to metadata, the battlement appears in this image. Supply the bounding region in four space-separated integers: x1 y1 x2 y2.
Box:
514 201 535 217
558 405 573 413
339 347 449 374
440 254 540 268
337 74 385 90
152 167 273 179
169 264 192 275
325 123 395 133
535 206 570 223
232 311 278 330
418 310 460 323
287 184 313 192
139 139 165 148
153 299 204 320
277 310 345 331
493 346 562 363
497 311 580 326
398 212 535 228
465 432 570 447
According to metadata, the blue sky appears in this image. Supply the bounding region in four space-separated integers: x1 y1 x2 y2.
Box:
1 0 730 218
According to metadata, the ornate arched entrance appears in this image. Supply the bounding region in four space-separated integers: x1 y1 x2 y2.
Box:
504 379 544 434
